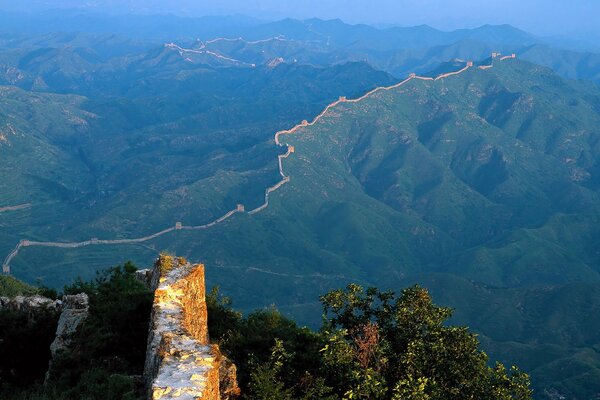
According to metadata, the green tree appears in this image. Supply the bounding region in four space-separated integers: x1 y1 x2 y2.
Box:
320 284 533 400
48 261 152 399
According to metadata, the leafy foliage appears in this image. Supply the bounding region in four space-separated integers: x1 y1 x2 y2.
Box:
207 287 324 393
319 284 532 399
209 284 533 400
0 262 151 400
0 275 41 297
50 262 152 394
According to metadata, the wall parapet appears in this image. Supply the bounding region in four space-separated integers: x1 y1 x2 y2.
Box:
143 255 238 400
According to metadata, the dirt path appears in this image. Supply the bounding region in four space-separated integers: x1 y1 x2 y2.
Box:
0 203 30 214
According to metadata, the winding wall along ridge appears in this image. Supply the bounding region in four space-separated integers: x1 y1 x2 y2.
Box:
165 43 256 67
2 54 514 274
167 35 290 67
205 36 287 45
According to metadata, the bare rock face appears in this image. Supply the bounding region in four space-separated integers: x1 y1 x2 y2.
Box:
45 293 89 383
0 292 89 383
219 356 241 400
49 294 89 357
143 255 238 400
0 295 59 315
135 268 154 290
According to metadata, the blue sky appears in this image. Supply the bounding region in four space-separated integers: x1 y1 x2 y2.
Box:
1 0 598 36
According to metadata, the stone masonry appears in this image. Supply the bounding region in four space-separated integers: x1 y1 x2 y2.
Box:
143 255 238 400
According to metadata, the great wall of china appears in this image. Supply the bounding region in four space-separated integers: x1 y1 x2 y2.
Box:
1 52 516 275
165 35 291 67
164 43 257 67
143 255 239 400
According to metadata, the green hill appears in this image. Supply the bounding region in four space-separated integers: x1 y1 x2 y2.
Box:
0 275 39 296
0 60 395 284
124 58 600 399
2 21 600 398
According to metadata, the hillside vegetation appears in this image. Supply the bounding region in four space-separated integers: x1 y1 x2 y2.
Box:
0 275 39 296
0 270 532 400
2 17 600 399
140 58 600 399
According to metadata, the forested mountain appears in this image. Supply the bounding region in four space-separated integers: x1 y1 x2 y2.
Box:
125 58 599 398
2 12 600 399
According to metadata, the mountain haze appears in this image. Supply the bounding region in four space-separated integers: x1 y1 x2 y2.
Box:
132 57 600 398
2 11 600 399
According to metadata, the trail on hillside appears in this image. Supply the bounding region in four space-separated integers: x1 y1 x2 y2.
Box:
0 204 30 214
2 54 514 275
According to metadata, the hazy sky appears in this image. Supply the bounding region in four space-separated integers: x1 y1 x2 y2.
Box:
1 0 599 36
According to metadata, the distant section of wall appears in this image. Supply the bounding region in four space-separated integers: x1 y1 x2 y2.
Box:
143 255 238 400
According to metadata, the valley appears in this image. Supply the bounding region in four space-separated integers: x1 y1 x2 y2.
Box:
2 55 508 275
2 13 600 399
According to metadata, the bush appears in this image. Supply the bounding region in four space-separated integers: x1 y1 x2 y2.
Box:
1 261 152 400
209 284 533 400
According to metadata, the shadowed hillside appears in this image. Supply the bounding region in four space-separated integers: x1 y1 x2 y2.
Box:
121 57 600 399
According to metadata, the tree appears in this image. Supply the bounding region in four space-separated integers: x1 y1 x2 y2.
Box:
320 284 533 400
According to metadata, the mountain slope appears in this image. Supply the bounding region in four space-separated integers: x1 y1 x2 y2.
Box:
0 61 396 281
127 58 600 399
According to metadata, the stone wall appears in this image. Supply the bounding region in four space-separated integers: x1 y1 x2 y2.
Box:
143 255 238 400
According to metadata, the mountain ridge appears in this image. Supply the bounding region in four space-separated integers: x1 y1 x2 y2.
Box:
2 56 488 274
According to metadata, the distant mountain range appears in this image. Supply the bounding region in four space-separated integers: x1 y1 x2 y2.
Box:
152 57 600 399
1 15 600 91
2 12 600 399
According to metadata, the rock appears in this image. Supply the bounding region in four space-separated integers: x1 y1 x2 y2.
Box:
49 293 89 357
135 268 154 289
45 293 89 383
219 355 241 400
0 294 59 320
0 291 89 383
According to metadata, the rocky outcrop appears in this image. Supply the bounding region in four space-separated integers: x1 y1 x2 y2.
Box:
218 357 240 400
0 292 89 382
49 294 89 358
0 295 58 315
44 293 89 383
143 255 239 400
